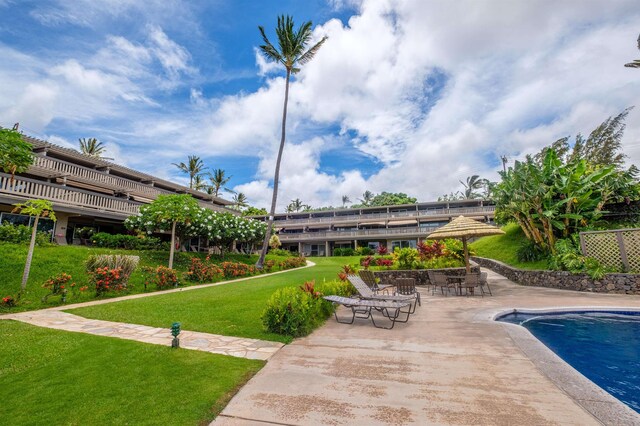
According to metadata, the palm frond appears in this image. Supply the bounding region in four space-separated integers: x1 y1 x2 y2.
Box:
297 36 328 66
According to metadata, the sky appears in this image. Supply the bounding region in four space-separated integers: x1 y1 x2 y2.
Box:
1 0 639 210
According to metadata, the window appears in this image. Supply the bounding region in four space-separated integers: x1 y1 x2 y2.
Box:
0 212 55 237
391 240 416 250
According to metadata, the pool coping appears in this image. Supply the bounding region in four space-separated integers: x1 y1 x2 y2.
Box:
491 307 640 426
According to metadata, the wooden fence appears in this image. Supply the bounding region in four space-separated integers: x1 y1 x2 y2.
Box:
579 228 640 273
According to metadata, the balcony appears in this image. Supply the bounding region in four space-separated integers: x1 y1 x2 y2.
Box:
277 226 442 241
273 206 496 226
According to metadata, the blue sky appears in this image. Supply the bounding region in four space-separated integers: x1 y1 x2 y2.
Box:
1 0 639 209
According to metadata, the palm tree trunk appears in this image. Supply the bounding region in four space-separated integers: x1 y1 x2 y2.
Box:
21 216 39 291
169 220 177 269
257 69 291 269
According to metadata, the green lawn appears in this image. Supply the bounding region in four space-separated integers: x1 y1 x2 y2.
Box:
0 320 263 425
470 223 549 270
0 242 293 313
68 256 349 344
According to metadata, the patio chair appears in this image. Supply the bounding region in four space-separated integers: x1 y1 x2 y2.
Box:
459 273 483 297
394 278 421 307
347 275 419 314
359 270 393 294
431 271 455 296
323 295 412 329
479 271 492 296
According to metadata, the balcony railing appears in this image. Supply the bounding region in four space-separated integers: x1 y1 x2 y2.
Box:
273 206 496 225
1 173 142 216
277 226 441 241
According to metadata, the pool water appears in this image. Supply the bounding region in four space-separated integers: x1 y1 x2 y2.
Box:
497 311 640 413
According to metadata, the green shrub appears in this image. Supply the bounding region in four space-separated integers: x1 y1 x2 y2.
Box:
548 238 610 279
86 254 139 284
185 257 223 282
0 222 52 245
419 257 465 269
333 247 355 256
269 248 293 257
355 246 374 256
141 266 180 290
516 239 548 262
392 247 420 269
278 256 307 270
262 279 356 337
91 232 167 250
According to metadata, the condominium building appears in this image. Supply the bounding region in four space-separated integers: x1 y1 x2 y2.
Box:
0 133 234 244
251 200 495 256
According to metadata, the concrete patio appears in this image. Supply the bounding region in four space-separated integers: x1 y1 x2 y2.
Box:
215 270 640 425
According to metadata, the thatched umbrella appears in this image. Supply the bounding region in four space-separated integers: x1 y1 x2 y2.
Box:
426 215 505 273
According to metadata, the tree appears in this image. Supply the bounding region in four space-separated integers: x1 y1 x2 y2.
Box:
232 192 248 208
269 234 281 249
12 200 56 291
0 129 34 184
341 195 351 208
370 192 417 206
288 198 304 212
358 190 374 206
459 175 485 199
126 194 200 269
172 155 206 189
255 15 328 269
624 34 640 68
243 206 268 216
207 168 232 197
192 174 209 192
79 137 107 158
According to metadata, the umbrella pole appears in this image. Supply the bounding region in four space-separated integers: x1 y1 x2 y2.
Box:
463 237 470 273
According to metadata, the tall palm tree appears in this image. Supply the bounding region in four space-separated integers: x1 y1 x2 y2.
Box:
460 175 484 199
624 34 640 68
207 168 232 197
192 174 208 192
172 155 206 189
255 15 327 268
289 198 304 212
232 192 248 208
341 195 351 208
79 138 107 158
358 190 374 206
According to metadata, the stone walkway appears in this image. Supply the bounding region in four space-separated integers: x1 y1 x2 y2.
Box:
3 310 283 360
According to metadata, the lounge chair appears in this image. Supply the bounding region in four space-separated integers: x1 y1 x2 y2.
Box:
323 295 412 329
359 270 393 294
347 275 419 314
479 271 492 295
459 273 483 297
395 278 421 307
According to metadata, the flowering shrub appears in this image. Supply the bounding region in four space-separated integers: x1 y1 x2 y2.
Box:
90 267 127 296
220 261 257 278
142 266 180 290
264 259 276 272
262 279 354 337
376 258 394 269
376 245 388 255
186 257 223 282
278 256 306 270
42 272 73 302
86 254 138 285
2 295 15 307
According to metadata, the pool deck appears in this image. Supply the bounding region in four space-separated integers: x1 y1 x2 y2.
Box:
215 270 640 426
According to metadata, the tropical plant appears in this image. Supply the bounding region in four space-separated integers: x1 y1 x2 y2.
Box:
369 192 417 206
341 195 351 208
12 200 56 291
78 137 107 158
232 192 248 208
85 254 139 284
624 33 640 68
460 175 485 199
207 168 232 197
0 128 33 184
172 155 206 189
126 194 200 268
287 198 305 213
192 174 209 192
242 206 268 216
269 234 281 249
358 190 374 206
255 15 328 269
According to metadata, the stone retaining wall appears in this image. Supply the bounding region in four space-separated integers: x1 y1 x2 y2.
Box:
374 266 480 286
471 256 640 295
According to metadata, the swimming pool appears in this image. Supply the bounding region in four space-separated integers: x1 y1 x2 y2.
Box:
497 310 640 414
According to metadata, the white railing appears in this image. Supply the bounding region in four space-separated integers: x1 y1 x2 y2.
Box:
277 226 441 241
33 156 165 197
274 206 496 225
0 174 141 216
